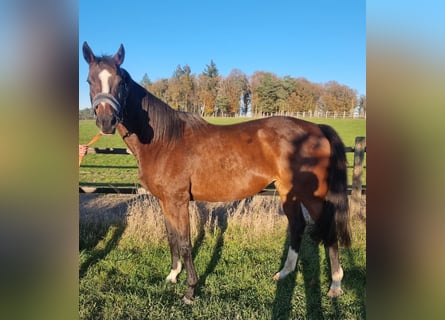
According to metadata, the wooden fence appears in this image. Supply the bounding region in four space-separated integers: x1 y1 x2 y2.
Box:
80 137 366 215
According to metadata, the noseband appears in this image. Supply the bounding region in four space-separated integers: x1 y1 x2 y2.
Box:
92 92 122 120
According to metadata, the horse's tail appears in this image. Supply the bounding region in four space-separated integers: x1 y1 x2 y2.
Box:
318 124 352 248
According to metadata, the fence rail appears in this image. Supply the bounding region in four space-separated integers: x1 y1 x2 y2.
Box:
207 110 366 119
80 137 366 214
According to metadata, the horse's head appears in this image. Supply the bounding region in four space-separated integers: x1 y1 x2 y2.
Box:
82 42 128 134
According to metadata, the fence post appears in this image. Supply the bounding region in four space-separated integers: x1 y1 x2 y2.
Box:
350 136 366 217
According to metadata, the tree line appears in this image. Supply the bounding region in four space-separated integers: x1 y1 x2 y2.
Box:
80 60 366 118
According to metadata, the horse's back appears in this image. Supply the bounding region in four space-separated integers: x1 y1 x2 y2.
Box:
186 116 330 202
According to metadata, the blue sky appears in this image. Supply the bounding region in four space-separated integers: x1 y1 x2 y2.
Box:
79 0 365 109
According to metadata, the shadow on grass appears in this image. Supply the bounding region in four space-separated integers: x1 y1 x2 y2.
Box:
300 228 324 320
273 225 366 319
192 201 230 296
272 234 298 319
79 194 131 278
344 249 366 317
272 226 325 320
273 223 366 319
322 245 366 319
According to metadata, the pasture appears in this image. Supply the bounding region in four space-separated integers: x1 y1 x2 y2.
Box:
79 117 366 319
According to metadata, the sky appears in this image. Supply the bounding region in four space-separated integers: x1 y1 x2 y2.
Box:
79 0 365 109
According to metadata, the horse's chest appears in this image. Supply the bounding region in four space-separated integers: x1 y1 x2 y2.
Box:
137 164 160 193
137 158 178 198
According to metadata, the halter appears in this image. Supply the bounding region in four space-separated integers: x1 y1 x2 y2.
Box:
92 92 122 120
91 69 129 122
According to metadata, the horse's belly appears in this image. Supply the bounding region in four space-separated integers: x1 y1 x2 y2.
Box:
190 173 271 202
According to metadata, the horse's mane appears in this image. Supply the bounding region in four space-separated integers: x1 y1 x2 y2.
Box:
130 75 207 144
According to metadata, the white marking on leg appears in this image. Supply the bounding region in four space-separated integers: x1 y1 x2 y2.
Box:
166 261 182 284
330 266 343 290
273 247 298 280
328 266 344 297
332 266 343 282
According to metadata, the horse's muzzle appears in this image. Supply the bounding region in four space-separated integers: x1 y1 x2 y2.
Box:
92 93 122 134
96 113 118 134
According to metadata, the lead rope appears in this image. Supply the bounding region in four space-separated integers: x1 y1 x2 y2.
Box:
79 132 102 166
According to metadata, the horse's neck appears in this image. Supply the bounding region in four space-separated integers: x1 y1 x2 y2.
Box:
116 123 143 157
117 85 155 157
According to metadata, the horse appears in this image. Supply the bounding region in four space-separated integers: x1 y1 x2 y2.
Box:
82 42 351 304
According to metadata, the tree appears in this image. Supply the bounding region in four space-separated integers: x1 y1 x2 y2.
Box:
203 59 219 78
168 64 194 111
215 90 230 116
358 95 366 116
249 71 267 115
79 107 94 120
135 61 360 118
196 60 220 115
252 72 282 115
224 69 250 116
149 78 169 102
291 78 322 113
320 81 357 113
140 73 152 89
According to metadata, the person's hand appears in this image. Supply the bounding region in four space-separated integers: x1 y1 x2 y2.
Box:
79 144 88 157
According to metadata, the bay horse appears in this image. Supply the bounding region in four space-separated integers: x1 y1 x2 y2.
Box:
82 42 351 303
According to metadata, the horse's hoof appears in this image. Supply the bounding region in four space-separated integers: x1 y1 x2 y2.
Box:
165 277 177 284
327 287 344 298
272 272 281 281
181 295 194 305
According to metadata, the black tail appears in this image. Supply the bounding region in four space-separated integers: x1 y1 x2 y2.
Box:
318 124 351 247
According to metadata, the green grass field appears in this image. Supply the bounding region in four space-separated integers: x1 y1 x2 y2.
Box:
80 194 366 319
79 117 366 188
79 116 366 319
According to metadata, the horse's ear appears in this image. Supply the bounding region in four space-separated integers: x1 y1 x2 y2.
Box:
113 44 125 66
82 41 95 64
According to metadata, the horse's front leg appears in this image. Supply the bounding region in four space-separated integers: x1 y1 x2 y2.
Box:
163 218 182 284
160 197 198 304
327 241 344 297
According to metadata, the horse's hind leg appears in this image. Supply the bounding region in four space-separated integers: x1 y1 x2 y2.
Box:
327 241 344 297
273 198 306 280
304 198 345 297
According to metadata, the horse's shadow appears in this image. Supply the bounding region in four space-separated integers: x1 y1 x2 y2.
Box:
272 224 366 319
189 199 327 316
272 225 325 319
191 199 256 295
191 201 230 294
79 194 130 278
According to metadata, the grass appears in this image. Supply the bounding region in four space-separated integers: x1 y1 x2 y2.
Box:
79 194 366 319
79 117 366 188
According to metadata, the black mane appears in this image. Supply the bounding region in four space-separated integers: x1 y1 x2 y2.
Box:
125 72 207 144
